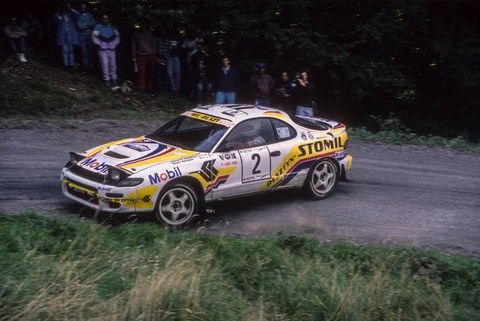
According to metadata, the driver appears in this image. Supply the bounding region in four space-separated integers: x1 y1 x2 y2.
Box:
228 121 265 149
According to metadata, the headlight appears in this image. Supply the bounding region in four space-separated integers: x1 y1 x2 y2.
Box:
117 178 144 187
109 168 122 182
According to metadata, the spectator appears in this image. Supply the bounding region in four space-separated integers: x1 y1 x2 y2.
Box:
75 3 96 70
3 17 27 62
249 62 275 107
214 56 239 104
182 29 203 96
20 12 43 52
191 42 213 106
92 15 120 89
155 28 170 93
131 24 156 92
54 2 79 68
167 33 182 93
275 71 293 112
292 70 315 117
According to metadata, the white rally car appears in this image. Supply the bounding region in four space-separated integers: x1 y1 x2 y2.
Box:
61 104 352 226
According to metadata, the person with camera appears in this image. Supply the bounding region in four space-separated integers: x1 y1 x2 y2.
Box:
292 69 315 117
249 62 275 107
191 42 213 106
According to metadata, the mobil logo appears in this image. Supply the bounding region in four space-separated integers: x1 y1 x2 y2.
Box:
80 157 109 174
148 167 182 185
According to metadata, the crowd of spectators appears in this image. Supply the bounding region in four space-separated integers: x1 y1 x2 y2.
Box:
2 2 317 116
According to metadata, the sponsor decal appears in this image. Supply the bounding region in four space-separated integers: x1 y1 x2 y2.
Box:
171 157 195 164
80 157 109 174
219 153 237 161
148 167 183 185
184 111 232 126
123 143 151 152
119 144 170 167
266 155 297 187
191 111 222 123
191 159 218 182
308 132 314 139
298 137 343 156
205 174 230 195
187 159 237 195
264 138 343 189
301 133 307 140
98 196 135 205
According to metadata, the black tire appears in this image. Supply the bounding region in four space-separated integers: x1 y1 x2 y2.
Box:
304 158 338 199
154 182 201 226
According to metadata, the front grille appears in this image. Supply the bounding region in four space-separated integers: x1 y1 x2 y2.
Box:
68 165 105 183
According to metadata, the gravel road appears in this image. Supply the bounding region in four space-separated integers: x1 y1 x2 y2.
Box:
1 119 479 256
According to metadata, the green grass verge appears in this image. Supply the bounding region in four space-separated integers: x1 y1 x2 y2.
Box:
0 213 479 321
349 127 480 154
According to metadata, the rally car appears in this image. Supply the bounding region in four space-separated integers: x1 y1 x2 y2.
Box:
61 104 352 226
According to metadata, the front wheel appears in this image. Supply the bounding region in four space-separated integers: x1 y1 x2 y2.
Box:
154 182 201 226
304 158 338 199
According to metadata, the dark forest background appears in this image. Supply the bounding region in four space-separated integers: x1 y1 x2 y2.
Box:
1 0 479 141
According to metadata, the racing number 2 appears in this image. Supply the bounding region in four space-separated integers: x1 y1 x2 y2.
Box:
251 153 261 174
240 147 271 183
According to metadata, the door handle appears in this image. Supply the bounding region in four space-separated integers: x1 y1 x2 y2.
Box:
270 150 281 157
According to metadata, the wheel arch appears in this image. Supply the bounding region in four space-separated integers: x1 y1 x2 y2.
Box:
313 156 340 174
303 156 340 186
157 176 206 207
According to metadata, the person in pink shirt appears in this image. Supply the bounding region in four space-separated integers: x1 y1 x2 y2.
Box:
92 14 120 89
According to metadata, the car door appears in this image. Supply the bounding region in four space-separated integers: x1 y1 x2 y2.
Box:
212 118 277 198
264 118 299 189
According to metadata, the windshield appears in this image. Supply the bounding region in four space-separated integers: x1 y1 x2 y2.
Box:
146 116 228 152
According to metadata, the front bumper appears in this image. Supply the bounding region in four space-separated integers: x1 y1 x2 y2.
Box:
60 167 156 213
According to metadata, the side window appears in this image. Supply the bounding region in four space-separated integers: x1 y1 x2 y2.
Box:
218 118 276 150
271 118 297 141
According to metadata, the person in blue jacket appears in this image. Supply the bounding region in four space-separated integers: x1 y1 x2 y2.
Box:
54 2 79 68
75 3 96 70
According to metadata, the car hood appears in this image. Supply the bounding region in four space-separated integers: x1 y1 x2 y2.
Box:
78 136 198 174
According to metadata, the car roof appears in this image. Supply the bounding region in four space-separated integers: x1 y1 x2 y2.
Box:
189 104 290 124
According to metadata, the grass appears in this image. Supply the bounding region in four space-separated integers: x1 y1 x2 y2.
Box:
349 127 480 154
0 213 479 321
0 57 189 122
349 114 480 154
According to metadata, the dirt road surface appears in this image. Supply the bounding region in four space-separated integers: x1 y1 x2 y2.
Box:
1 119 479 256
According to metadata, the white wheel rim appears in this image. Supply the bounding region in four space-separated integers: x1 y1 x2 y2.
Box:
159 187 195 225
310 161 336 195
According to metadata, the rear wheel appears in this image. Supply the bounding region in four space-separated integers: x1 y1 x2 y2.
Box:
155 182 201 226
304 158 338 199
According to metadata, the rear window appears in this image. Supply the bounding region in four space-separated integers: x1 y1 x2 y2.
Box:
289 115 331 131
